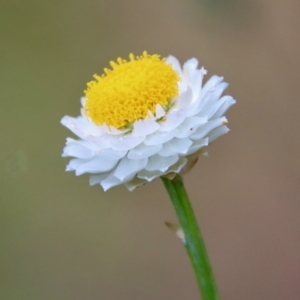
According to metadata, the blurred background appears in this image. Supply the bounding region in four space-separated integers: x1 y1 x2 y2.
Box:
1 0 300 299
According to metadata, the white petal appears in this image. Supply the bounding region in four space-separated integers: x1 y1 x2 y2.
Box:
97 148 127 160
202 95 229 120
65 138 100 152
114 156 148 181
80 108 87 118
211 96 236 119
66 142 126 160
137 156 187 181
208 81 229 101
179 77 188 94
165 55 182 76
183 58 198 76
90 135 114 150
102 124 128 135
189 117 227 140
124 177 147 191
66 158 85 171
144 129 177 146
75 156 119 175
174 87 193 110
132 119 160 137
157 89 194 133
146 110 155 120
175 116 207 139
100 174 123 191
89 172 110 186
171 138 193 154
62 144 93 159
158 109 187 132
158 138 192 157
155 104 166 119
137 169 163 181
61 116 103 139
166 56 195 94
128 143 162 160
167 156 188 173
185 96 202 117
200 75 224 99
169 138 192 155
197 83 229 118
208 125 230 143
145 154 179 172
191 93 211 117
80 96 86 107
110 135 145 151
190 67 207 102
186 138 209 155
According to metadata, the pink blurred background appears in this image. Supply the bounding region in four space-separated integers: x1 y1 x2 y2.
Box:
1 0 300 299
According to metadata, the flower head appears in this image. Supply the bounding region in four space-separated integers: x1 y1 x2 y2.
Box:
61 52 236 191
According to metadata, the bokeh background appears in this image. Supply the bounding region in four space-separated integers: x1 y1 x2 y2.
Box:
1 0 300 299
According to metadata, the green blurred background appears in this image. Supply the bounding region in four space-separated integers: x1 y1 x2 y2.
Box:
1 0 300 299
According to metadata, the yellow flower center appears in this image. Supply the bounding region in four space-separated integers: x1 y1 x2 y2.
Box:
84 51 180 128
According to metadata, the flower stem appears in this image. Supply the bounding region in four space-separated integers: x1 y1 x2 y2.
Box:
161 175 220 300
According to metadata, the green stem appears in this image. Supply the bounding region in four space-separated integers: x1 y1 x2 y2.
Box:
161 175 220 300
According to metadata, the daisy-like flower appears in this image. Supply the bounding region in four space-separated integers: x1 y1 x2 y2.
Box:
61 52 235 191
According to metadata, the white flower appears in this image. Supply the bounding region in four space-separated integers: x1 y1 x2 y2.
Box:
61 52 236 191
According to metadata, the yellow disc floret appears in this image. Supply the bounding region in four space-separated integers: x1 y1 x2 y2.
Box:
84 51 180 128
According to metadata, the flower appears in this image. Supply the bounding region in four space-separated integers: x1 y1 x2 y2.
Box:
61 52 236 191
